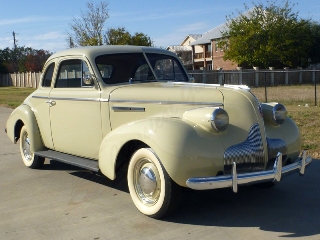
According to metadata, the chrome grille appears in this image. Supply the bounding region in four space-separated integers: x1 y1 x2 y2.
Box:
224 124 265 174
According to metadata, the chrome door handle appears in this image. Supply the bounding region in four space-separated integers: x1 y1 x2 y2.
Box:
45 100 56 106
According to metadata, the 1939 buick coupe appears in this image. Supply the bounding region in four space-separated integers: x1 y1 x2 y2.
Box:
5 46 312 218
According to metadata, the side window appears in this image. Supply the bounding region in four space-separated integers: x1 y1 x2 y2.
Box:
42 63 55 87
55 59 94 88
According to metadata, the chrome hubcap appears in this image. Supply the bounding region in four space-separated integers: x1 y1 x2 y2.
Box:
22 132 32 161
138 167 157 195
133 158 161 206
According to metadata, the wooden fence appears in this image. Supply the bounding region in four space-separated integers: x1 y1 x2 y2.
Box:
0 72 42 88
0 69 319 88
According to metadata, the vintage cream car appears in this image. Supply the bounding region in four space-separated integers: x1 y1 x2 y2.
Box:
6 46 312 219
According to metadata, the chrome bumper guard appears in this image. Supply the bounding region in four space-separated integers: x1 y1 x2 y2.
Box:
186 151 312 193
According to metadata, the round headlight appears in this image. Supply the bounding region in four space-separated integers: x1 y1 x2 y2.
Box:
273 103 287 124
211 108 229 131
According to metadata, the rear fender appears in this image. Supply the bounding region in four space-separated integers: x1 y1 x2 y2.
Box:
6 104 45 153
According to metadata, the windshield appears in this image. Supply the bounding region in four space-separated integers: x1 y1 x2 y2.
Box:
95 52 188 84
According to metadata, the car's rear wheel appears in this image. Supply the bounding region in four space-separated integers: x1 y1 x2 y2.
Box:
127 148 180 219
19 126 45 169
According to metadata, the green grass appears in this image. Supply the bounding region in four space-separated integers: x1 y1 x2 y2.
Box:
1 85 319 159
0 87 35 108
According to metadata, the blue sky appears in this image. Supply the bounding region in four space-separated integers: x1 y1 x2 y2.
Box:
1 0 320 53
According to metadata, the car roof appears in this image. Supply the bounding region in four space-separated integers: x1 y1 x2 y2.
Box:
48 45 176 61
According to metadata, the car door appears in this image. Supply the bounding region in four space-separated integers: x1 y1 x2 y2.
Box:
31 61 56 149
49 57 102 159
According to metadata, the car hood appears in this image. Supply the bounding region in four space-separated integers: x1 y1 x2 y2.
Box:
107 82 224 129
109 82 224 106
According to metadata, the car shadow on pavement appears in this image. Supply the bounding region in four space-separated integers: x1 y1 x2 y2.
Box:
164 159 320 238
42 159 129 193
42 158 320 237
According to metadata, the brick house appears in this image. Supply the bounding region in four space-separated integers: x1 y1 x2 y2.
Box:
190 22 236 70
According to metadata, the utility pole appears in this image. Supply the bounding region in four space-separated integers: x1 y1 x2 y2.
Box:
69 37 74 48
13 31 17 49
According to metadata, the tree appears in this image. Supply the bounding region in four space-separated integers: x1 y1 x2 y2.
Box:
67 1 109 47
0 47 51 73
66 1 153 48
307 21 320 66
105 27 153 46
25 50 51 72
104 27 131 45
130 32 153 46
220 0 314 68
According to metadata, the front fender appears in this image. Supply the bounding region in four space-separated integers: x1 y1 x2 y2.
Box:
265 117 301 161
6 104 45 153
98 117 225 187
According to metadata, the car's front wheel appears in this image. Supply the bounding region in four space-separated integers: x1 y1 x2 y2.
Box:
19 126 45 169
127 148 180 219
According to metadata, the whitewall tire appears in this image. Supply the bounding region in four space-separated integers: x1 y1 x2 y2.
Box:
127 148 180 219
19 126 44 169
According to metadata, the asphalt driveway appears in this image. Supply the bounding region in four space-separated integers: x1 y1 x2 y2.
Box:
0 106 319 240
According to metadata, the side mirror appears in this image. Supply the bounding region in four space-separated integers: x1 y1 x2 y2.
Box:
83 73 95 86
189 76 195 83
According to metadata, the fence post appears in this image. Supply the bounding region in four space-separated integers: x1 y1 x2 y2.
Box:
237 67 243 85
6 73 9 86
14 73 16 86
32 72 35 87
313 66 316 83
264 72 268 103
27 72 30 87
253 67 259 87
217 68 223 85
298 67 302 84
16 73 19 87
22 72 25 87
269 67 274 86
284 67 289 85
202 68 207 83
315 71 317 107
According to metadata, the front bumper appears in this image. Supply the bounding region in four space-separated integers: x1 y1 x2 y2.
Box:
186 151 312 193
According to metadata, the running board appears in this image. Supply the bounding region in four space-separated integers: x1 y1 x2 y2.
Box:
35 150 99 172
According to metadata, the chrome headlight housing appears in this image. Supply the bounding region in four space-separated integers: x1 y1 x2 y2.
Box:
273 103 287 124
210 108 229 131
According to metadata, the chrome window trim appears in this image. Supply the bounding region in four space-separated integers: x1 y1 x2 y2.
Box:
49 97 101 102
32 96 49 99
32 96 109 102
110 99 223 106
32 96 221 106
171 82 220 87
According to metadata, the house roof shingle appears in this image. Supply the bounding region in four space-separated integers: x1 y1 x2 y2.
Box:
190 9 253 45
166 45 192 51
190 22 229 45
